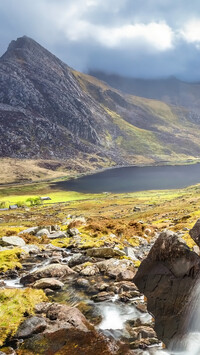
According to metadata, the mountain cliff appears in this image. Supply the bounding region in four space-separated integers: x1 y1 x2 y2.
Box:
1 36 200 181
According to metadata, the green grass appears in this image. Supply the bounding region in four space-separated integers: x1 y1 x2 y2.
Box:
0 248 23 272
0 288 47 346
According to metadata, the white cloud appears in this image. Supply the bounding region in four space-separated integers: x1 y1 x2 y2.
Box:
181 19 200 44
96 22 174 51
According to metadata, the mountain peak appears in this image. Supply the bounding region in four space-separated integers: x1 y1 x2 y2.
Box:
1 36 54 62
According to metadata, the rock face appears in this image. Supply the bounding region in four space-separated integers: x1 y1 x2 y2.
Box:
133 230 200 345
189 218 200 247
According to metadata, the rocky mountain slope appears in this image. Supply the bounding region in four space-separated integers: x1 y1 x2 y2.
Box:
1 36 200 178
90 71 200 116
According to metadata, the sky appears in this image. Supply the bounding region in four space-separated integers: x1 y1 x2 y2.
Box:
1 0 200 80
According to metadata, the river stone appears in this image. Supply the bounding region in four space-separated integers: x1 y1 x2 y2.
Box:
96 258 135 279
33 278 64 290
20 264 76 285
15 316 47 338
76 277 90 287
92 291 115 302
0 236 26 247
67 253 87 267
80 264 99 276
86 247 125 258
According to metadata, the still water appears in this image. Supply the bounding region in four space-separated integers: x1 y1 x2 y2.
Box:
52 164 200 193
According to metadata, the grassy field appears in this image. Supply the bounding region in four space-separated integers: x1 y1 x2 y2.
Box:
1 179 200 249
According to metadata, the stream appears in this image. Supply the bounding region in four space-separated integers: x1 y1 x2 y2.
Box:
0 249 164 354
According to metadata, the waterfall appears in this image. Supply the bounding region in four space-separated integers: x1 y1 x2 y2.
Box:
167 278 200 354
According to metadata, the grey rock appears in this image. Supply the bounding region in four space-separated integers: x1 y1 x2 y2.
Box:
19 227 39 236
22 244 40 254
36 229 50 237
124 247 138 261
0 236 25 247
48 231 68 239
67 228 80 236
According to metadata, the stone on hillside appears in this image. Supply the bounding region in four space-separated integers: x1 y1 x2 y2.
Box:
15 316 47 338
36 228 50 237
124 247 138 261
64 215 86 226
48 231 68 239
67 228 80 236
33 278 64 290
0 236 26 247
20 264 76 285
22 244 40 254
19 227 39 236
86 247 125 258
189 219 200 247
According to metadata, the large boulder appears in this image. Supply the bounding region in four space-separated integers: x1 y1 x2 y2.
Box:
20 264 76 285
134 229 200 345
0 236 26 247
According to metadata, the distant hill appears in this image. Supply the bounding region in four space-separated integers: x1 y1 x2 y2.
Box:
89 71 200 115
1 36 200 181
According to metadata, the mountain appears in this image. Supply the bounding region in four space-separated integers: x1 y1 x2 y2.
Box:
89 70 200 116
1 36 200 183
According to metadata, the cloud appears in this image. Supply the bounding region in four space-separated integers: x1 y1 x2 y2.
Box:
0 0 200 79
181 19 200 44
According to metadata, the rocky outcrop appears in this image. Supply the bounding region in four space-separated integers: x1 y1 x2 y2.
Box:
133 229 200 345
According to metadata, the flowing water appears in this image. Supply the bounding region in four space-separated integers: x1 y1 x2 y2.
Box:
167 279 200 355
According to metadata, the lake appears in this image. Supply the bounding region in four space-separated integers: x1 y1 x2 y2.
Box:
51 164 200 193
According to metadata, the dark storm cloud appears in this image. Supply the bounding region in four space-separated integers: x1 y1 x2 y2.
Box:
1 0 200 80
